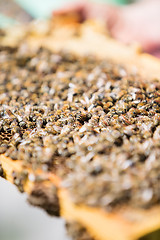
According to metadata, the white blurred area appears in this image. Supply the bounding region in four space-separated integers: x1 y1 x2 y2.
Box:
0 178 70 240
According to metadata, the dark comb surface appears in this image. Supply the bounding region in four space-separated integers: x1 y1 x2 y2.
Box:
0 45 160 211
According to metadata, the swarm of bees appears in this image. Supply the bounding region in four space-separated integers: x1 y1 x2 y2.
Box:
0 40 160 240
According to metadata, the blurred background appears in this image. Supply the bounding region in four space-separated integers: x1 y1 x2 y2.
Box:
0 178 70 240
0 0 132 28
1 0 160 58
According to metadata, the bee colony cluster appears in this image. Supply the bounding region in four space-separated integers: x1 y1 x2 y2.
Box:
0 43 160 215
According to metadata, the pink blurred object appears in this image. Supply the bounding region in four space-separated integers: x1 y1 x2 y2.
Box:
53 0 160 58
